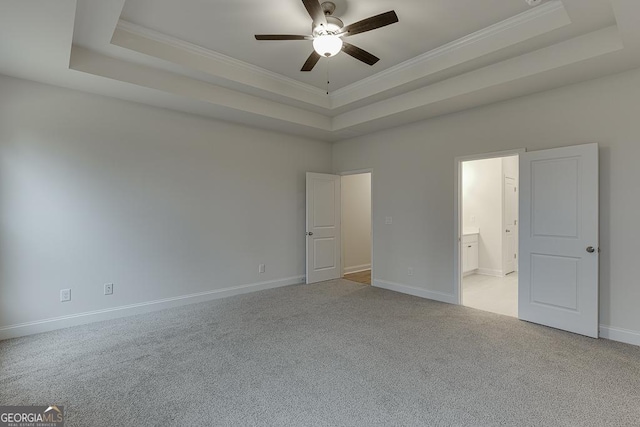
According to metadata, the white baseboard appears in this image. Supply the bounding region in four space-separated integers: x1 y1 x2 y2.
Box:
599 325 640 347
477 268 504 277
373 279 457 305
8 275 635 348
343 264 372 275
0 275 305 341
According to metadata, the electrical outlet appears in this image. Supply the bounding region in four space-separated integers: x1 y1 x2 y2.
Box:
385 217 393 224
258 264 266 274
104 283 113 295
60 289 71 302
408 267 413 276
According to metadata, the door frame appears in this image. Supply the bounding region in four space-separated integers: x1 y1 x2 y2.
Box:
454 149 525 305
338 168 374 284
503 175 518 275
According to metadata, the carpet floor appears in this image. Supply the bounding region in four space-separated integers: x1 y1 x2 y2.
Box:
1 279 639 426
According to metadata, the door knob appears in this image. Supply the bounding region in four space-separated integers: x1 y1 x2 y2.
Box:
306 232 313 236
586 246 595 253
506 229 511 233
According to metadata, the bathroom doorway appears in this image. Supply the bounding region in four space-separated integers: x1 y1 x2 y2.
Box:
457 153 520 317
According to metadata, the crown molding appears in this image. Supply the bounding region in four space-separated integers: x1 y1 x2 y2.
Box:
330 0 570 108
113 20 330 107
332 25 623 132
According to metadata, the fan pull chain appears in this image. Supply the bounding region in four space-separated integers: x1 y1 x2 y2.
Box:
326 59 330 95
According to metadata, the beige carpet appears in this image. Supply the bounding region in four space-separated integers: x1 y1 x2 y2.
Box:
1 279 639 426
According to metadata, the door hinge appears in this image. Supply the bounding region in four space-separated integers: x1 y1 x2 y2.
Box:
514 187 517 192
514 254 517 259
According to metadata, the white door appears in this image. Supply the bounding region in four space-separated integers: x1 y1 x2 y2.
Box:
306 173 341 284
519 143 599 337
504 177 518 275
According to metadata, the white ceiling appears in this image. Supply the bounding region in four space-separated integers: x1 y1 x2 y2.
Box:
119 0 532 90
1 0 640 141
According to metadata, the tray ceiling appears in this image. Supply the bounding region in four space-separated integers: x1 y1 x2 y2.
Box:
119 0 532 90
1 0 639 141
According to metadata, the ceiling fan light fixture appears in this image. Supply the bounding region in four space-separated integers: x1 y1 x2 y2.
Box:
255 0 398 71
313 34 343 57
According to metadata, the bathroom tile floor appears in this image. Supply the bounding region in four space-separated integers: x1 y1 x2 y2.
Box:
463 272 518 317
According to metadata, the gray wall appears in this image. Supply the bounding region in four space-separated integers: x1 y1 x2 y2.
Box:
333 67 640 334
3 66 640 341
0 75 332 330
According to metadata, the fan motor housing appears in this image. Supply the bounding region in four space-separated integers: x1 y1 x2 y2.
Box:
313 16 343 36
312 1 343 35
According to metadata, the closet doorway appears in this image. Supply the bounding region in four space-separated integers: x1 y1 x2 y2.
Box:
341 171 372 285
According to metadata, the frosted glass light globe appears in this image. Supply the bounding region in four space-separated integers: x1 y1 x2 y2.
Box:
313 35 343 57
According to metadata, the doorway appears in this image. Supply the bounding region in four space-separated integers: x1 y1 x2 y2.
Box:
458 153 520 317
341 171 372 285
453 144 599 336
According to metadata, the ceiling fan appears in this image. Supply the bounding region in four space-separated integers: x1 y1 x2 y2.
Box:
255 0 399 72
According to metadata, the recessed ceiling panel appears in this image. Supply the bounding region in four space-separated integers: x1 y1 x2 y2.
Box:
120 0 531 90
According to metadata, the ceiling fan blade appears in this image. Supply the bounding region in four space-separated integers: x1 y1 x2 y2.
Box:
338 11 398 37
342 42 379 66
302 0 327 27
255 34 312 40
301 51 322 71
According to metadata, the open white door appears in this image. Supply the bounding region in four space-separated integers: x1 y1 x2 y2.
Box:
306 173 341 284
519 143 599 337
